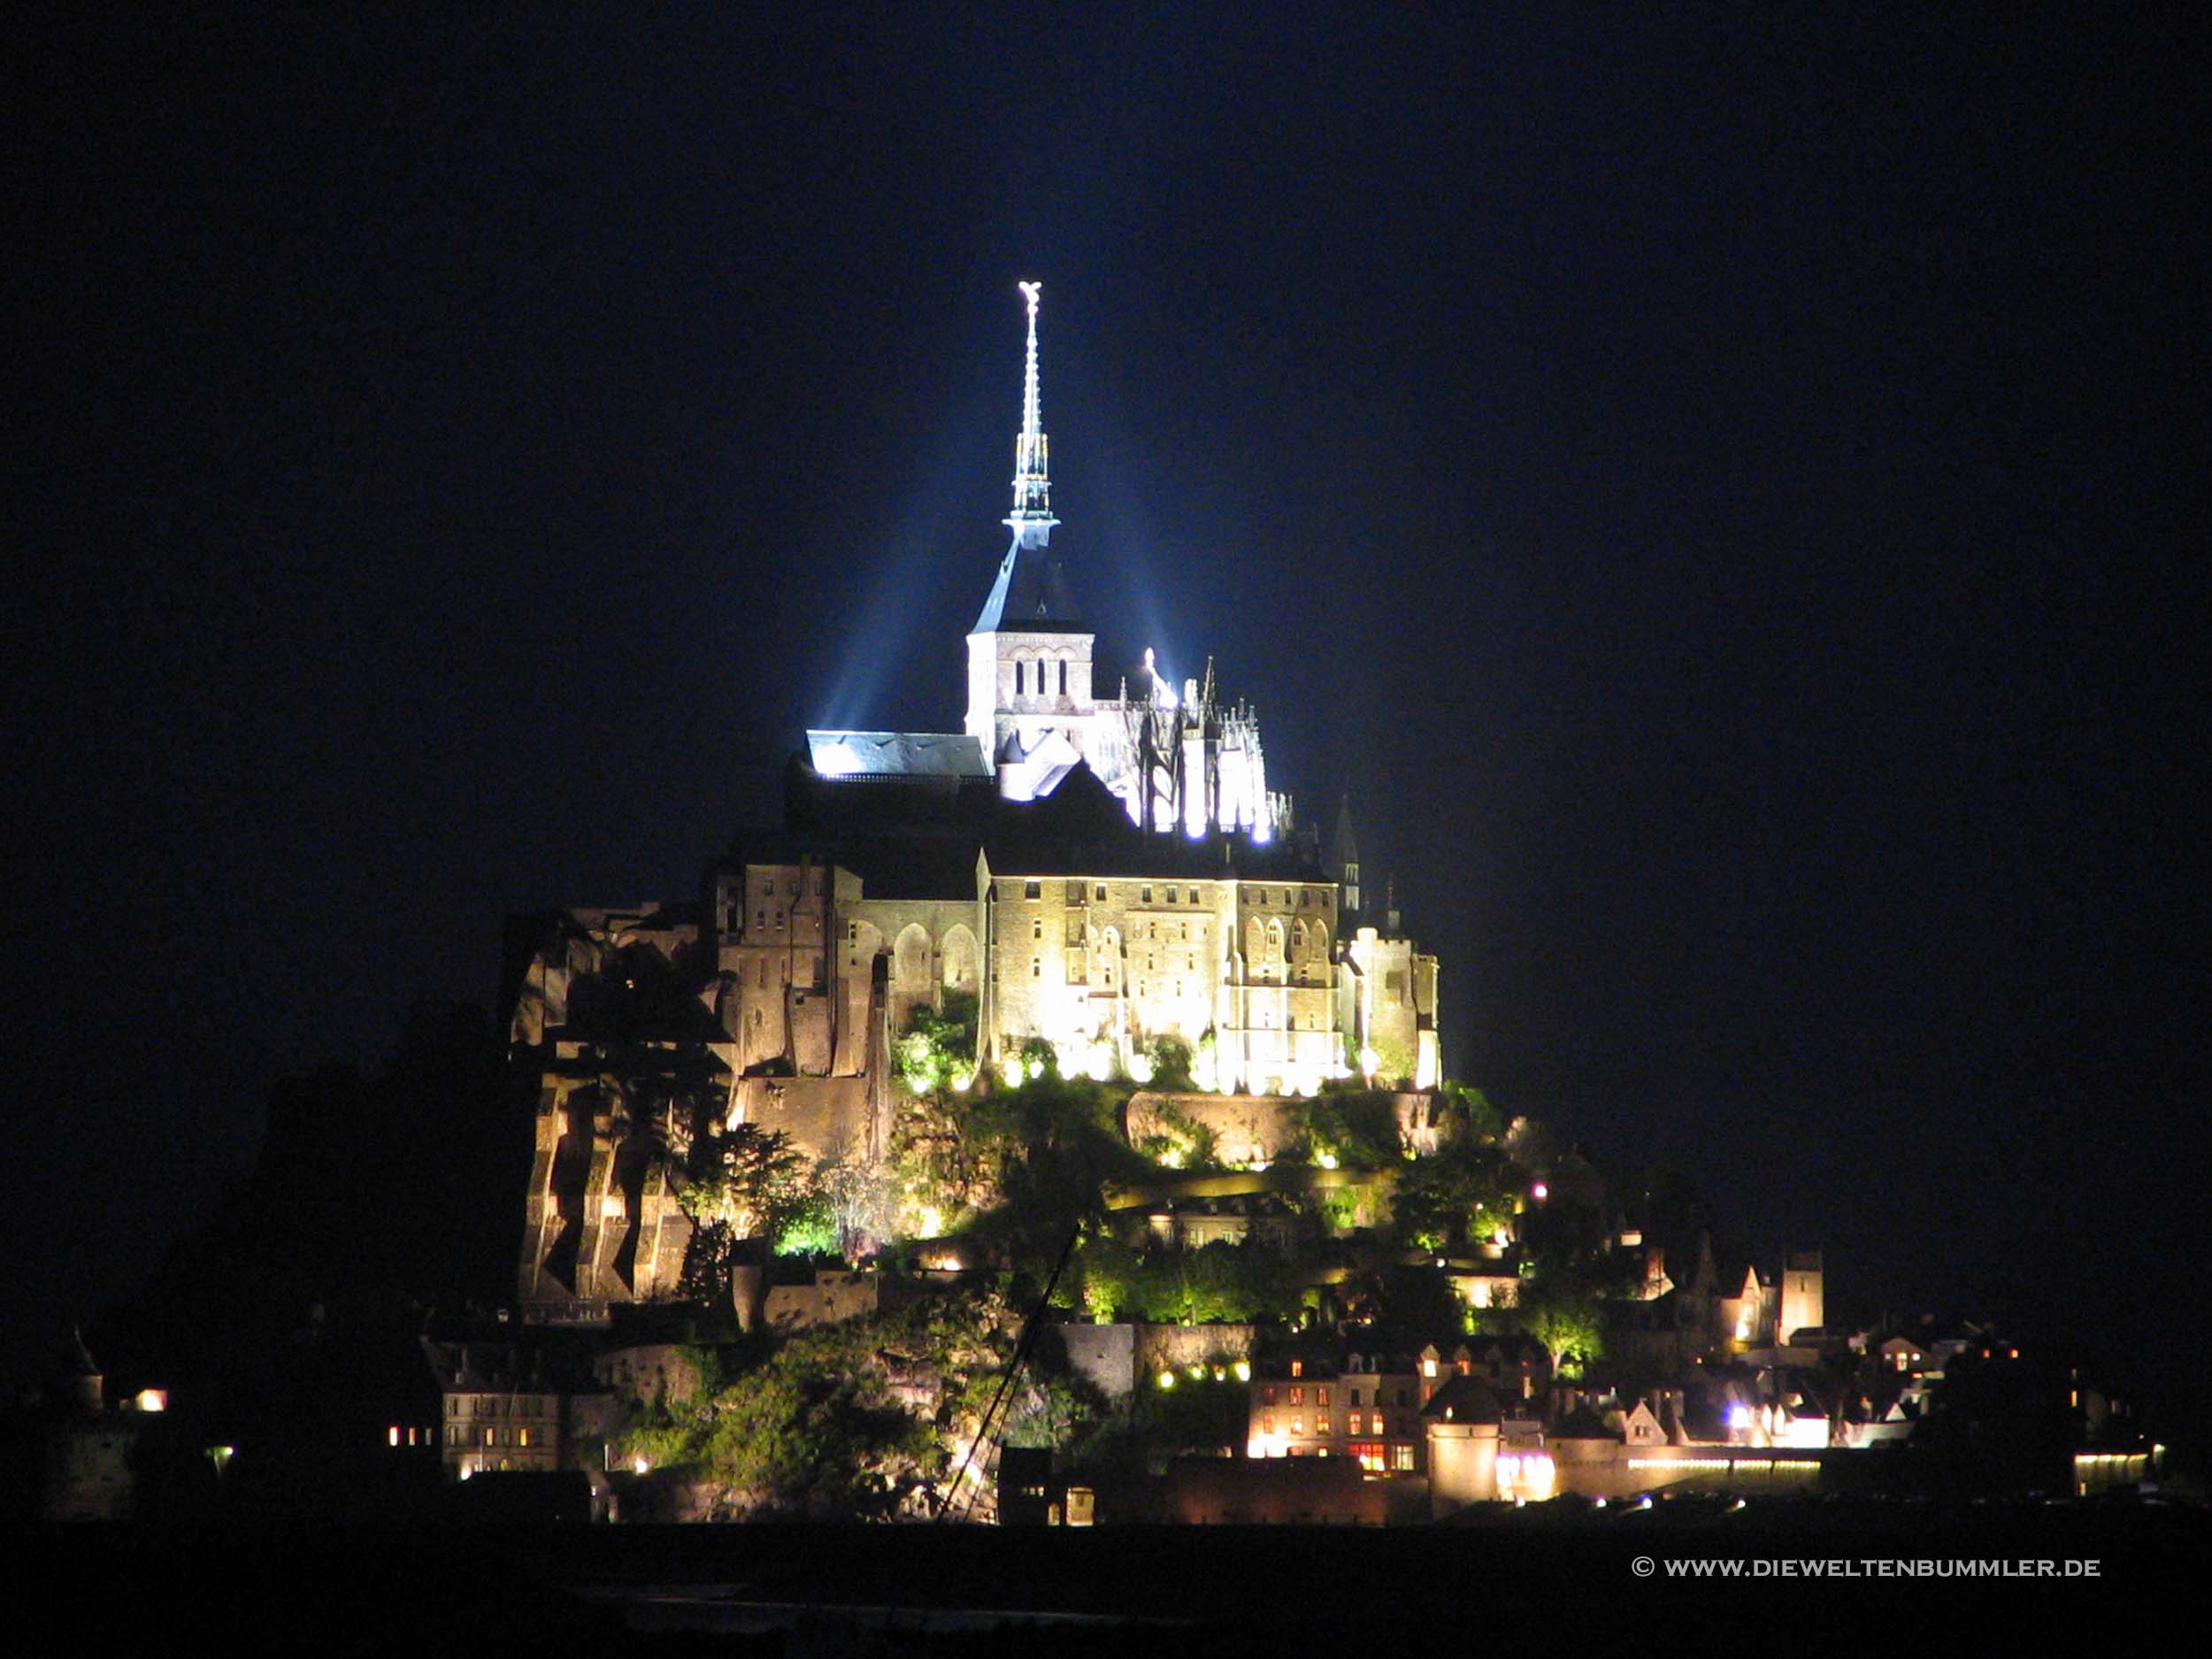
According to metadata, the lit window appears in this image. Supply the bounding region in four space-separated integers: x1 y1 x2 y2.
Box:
1289 1361 1302 1379
1392 1445 1417 1472
518 1428 530 1448
1317 1415 1331 1435
1290 1415 1303 1437
1289 1386 1303 1407
1318 1386 1330 1407
388 1426 400 1448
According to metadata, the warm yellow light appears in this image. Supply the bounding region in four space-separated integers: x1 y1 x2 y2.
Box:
134 1388 167 1413
1157 1370 1176 1390
1233 1360 1252 1382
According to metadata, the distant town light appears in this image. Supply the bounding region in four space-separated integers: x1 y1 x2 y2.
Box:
1531 1182 1548 1202
133 1388 167 1413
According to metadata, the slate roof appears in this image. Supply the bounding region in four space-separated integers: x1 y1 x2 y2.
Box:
971 530 1086 634
805 730 992 780
1420 1375 1506 1425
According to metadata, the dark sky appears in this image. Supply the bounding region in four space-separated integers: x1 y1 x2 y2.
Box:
8 5 2206 1388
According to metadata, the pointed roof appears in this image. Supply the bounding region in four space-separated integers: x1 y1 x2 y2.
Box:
1329 793 1360 870
971 528 1085 633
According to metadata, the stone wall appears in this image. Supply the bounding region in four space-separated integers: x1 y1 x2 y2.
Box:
731 1074 874 1162
1054 1321 1256 1401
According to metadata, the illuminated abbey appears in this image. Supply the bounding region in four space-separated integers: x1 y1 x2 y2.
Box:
512 286 1440 1321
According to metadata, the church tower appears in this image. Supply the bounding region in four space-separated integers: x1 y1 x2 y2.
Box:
966 282 1098 800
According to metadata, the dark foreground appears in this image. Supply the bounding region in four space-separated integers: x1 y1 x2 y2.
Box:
19 1495 2202 1654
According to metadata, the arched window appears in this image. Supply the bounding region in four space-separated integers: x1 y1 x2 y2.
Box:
1058 659 1068 696
1015 661 1025 695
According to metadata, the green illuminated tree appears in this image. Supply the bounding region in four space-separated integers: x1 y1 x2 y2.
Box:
678 1123 810 1301
1514 1285 1606 1380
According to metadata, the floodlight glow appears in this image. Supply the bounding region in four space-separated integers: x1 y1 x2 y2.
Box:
1233 1360 1251 1382
816 741 864 778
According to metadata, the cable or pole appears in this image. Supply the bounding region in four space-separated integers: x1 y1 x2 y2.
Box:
933 1223 1082 1521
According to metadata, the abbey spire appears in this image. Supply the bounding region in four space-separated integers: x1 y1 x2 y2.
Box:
1006 280 1056 544
972 281 1079 636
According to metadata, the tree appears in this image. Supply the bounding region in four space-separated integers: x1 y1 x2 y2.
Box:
1514 1285 1606 1380
1295 1090 1403 1169
677 1123 811 1302
1390 1139 1521 1253
895 991 979 1095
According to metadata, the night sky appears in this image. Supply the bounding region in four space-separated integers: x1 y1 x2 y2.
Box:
9 7 2206 1391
